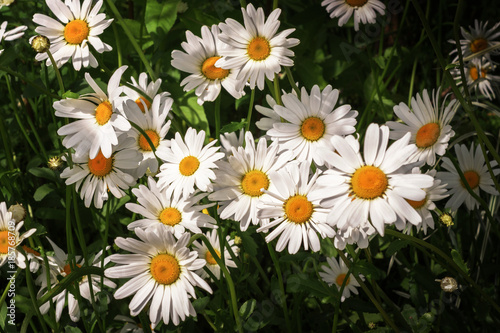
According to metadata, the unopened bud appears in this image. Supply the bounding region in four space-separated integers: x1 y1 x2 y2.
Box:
8 203 26 223
439 213 453 227
439 276 458 292
31 35 50 53
234 235 242 245
48 156 63 170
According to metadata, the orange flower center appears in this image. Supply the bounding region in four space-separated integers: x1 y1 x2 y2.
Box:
336 273 350 286
241 170 270 197
202 56 230 80
150 254 180 285
351 166 388 199
301 117 326 141
159 207 182 226
470 38 488 53
95 101 113 126
62 263 82 276
461 170 480 190
247 37 271 61
205 249 221 265
284 195 314 224
138 130 160 151
88 151 113 177
135 96 151 113
406 198 426 209
64 19 89 45
22 245 41 256
0 231 10 254
179 155 200 176
415 123 440 148
469 67 487 81
346 0 368 7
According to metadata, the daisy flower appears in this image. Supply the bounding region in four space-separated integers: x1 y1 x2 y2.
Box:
319 256 362 302
105 228 212 328
125 177 216 238
209 131 293 231
172 24 244 105
321 0 386 31
60 136 141 208
332 220 376 250
386 89 458 166
192 230 238 280
256 161 335 254
267 85 358 166
0 0 15 9
0 21 27 55
156 128 224 200
122 72 171 114
219 128 245 157
452 58 500 100
318 124 434 235
0 202 36 270
55 66 131 159
437 143 499 211
32 0 113 70
123 94 172 178
216 3 300 91
449 20 500 63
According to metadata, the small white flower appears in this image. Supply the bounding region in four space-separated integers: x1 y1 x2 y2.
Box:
0 21 27 55
449 20 500 63
192 230 238 280
319 256 362 302
452 57 500 100
321 0 386 31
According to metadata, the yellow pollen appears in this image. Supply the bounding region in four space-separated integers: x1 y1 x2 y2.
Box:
241 170 270 197
406 198 426 209
346 0 368 7
64 19 89 45
351 166 388 199
0 231 9 254
138 130 160 151
22 245 41 256
159 207 182 226
247 37 271 61
284 195 314 224
301 117 326 141
415 123 440 148
205 249 221 265
150 254 180 285
202 56 230 80
336 273 350 286
95 101 113 126
470 38 488 53
88 151 113 177
461 170 480 189
179 156 200 176
469 67 487 81
202 208 210 215
62 263 81 276
135 96 151 113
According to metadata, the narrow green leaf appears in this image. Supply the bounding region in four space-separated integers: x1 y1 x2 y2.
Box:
33 183 56 201
220 119 247 134
451 249 469 274
239 299 257 320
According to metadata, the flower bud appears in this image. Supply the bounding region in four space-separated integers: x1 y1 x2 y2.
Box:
8 203 26 223
48 156 63 170
439 277 458 293
31 35 50 53
439 213 453 227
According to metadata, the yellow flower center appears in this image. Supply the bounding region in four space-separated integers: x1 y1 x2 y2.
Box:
247 37 271 61
202 56 230 80
470 38 488 53
138 130 160 151
95 101 113 126
135 96 151 113
205 249 221 265
0 231 9 254
351 166 388 199
62 263 81 276
415 123 440 148
159 207 182 226
64 19 89 45
406 197 426 209
150 254 180 285
241 170 270 197
346 0 368 7
88 151 113 177
461 170 480 189
469 67 487 81
179 155 200 176
284 195 314 224
301 117 326 141
336 273 350 286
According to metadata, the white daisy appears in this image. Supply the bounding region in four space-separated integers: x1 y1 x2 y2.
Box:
449 20 500 63
321 0 386 31
0 202 36 270
123 94 172 178
319 256 362 302
60 136 141 208
172 24 244 105
452 57 500 100
256 161 335 254
209 131 293 231
55 66 131 159
192 230 238 280
386 89 458 166
219 128 245 157
125 177 216 238
332 220 376 250
105 228 212 328
437 143 500 212
32 0 113 70
318 124 434 235
0 21 27 55
122 72 171 114
267 85 358 166
216 3 300 91
0 0 15 9
156 128 224 200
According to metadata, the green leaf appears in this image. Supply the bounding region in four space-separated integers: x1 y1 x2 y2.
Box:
238 229 258 257
386 240 409 256
178 93 209 134
62 90 80 99
33 183 56 201
192 296 210 312
451 249 469 274
65 327 83 333
352 261 385 280
220 119 247 134
28 167 58 182
373 55 386 69
239 299 257 320
145 0 179 36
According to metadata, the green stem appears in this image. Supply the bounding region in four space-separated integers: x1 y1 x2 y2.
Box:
46 49 65 94
245 89 256 132
0 65 59 99
273 0 279 10
0 268 20 307
267 243 292 333
215 94 221 140
112 23 123 67
25 266 50 333
0 116 14 170
273 73 282 106
408 58 418 106
285 67 301 98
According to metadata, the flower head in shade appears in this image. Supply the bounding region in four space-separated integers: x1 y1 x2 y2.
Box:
122 72 171 114
318 124 434 236
321 0 386 31
219 128 245 157
437 143 499 211
0 21 27 55
216 3 299 91
333 220 376 250
319 256 362 301
452 57 500 100
267 85 358 166
386 89 458 166
105 228 212 328
172 25 244 105
55 66 131 159
449 20 500 63
32 0 113 70
192 230 238 280
256 161 335 254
